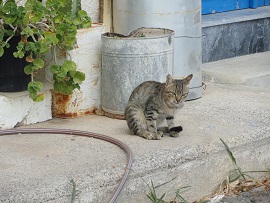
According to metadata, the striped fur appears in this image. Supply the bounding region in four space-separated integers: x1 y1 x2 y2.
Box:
125 74 192 140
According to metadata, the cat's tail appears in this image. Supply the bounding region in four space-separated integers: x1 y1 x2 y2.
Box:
125 103 147 136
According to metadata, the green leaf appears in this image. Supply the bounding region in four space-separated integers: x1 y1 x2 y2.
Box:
0 33 4 41
28 81 44 102
33 94 44 102
13 52 18 58
44 32 59 45
78 10 87 17
20 27 34 36
54 14 63 23
24 64 34 75
73 71 85 84
40 43 49 53
18 51 24 58
25 42 36 51
2 1 17 13
17 42 24 51
33 58 45 68
228 169 242 183
3 16 16 24
50 64 60 74
220 138 237 165
55 70 68 81
54 81 74 95
73 17 82 25
28 81 43 92
62 60 76 72
0 47 4 57
82 21 91 29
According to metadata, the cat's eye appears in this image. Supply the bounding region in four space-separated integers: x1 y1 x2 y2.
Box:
167 92 175 96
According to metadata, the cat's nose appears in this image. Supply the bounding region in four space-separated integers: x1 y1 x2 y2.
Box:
175 96 181 103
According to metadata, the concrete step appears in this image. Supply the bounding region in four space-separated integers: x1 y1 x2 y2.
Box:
0 84 52 129
202 51 270 89
1 85 270 202
0 54 270 202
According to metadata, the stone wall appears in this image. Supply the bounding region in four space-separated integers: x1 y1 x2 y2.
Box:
202 17 270 63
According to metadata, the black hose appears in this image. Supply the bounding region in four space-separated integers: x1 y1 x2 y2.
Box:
0 128 133 203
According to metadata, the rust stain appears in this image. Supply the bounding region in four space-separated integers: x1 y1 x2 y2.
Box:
51 90 99 118
92 77 99 86
102 110 125 120
56 94 72 104
93 64 100 69
84 107 98 115
53 112 78 118
51 90 75 118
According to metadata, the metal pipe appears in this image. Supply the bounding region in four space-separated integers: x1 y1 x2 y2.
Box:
0 128 133 203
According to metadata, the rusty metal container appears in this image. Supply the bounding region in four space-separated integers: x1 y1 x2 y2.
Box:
101 27 174 118
113 0 202 100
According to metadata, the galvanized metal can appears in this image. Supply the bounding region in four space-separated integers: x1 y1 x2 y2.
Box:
101 27 174 118
113 0 202 100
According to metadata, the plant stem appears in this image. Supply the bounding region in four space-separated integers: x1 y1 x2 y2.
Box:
30 34 37 42
3 26 18 46
53 46 58 64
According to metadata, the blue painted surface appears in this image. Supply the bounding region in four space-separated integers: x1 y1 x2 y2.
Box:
202 0 236 14
202 0 269 14
238 0 250 8
250 0 265 8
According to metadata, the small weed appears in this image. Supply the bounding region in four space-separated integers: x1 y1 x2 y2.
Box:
219 137 270 194
144 178 190 203
146 180 166 203
70 179 80 203
170 186 191 203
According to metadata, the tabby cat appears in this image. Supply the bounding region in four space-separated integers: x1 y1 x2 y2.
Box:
125 74 193 140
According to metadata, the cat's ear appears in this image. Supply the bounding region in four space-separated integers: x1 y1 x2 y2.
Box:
184 74 193 83
166 74 174 85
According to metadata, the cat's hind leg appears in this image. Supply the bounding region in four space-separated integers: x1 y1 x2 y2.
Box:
125 104 155 140
144 109 162 140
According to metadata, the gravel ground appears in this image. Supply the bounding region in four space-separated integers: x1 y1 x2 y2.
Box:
217 189 270 203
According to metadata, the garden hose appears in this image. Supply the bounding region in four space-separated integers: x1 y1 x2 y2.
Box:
0 128 133 203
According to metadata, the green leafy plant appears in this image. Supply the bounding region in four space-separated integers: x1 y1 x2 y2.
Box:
0 0 91 101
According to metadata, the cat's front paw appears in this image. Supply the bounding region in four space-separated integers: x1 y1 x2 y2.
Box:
153 131 163 140
169 131 179 137
140 131 154 140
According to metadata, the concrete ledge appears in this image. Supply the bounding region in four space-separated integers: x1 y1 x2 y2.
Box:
202 7 270 63
0 84 52 129
202 51 270 89
1 53 270 202
202 6 270 28
1 82 270 202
